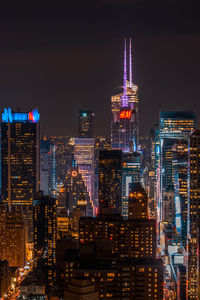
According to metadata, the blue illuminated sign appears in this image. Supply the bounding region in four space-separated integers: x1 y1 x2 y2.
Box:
2 108 40 123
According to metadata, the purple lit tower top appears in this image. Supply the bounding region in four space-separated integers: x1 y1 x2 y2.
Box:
121 38 129 107
129 38 132 88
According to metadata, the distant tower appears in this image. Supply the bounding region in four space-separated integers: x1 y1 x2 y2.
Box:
111 38 139 152
78 110 94 138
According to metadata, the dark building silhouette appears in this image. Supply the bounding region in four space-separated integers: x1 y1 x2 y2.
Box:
33 191 57 287
64 277 99 300
98 150 122 214
128 183 148 219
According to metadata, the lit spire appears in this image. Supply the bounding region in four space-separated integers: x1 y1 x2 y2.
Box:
129 38 132 87
123 38 127 95
121 38 128 107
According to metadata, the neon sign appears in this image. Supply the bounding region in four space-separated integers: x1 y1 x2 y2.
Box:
2 108 40 123
71 170 78 177
119 110 131 119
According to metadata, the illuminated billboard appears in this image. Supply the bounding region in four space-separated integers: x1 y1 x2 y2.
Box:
119 110 131 119
2 108 40 123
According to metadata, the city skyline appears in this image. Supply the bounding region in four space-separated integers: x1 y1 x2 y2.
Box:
0 2 200 299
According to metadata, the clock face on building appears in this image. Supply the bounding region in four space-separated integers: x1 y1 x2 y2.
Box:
71 170 78 177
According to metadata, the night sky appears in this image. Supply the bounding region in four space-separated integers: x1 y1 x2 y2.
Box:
0 0 200 137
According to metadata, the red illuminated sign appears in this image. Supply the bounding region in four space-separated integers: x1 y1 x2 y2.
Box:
71 170 78 177
119 110 131 119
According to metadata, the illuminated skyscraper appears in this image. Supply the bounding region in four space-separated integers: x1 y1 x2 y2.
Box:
122 152 141 218
158 111 195 244
57 165 93 216
0 205 27 268
1 108 40 241
172 141 188 245
79 110 94 138
187 130 200 298
74 138 95 211
111 38 139 152
98 150 122 214
49 143 56 197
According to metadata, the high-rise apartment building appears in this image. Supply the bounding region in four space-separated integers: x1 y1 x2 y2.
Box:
78 110 94 138
33 191 57 287
111 39 139 152
98 150 122 214
1 107 40 241
78 182 163 299
122 152 141 218
73 257 163 300
74 138 95 211
0 205 27 268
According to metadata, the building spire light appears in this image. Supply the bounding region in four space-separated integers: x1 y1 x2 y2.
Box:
121 38 128 107
129 38 132 88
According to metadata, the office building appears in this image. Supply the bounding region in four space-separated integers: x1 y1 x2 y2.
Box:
1 107 40 241
158 111 195 246
150 124 159 203
74 138 95 210
98 150 122 214
33 192 57 286
122 152 141 218
128 183 148 219
78 110 94 138
49 143 56 197
111 38 139 152
172 141 188 245
187 130 200 298
57 165 92 216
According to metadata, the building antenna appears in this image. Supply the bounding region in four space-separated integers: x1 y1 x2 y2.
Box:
129 38 132 87
123 38 127 96
122 38 128 107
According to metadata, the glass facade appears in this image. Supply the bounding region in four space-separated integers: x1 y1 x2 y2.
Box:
74 138 95 211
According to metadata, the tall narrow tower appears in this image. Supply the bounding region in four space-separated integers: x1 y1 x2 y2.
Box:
111 38 139 152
